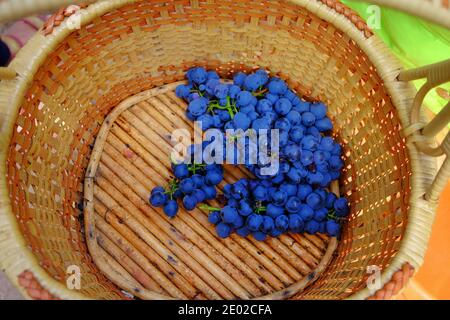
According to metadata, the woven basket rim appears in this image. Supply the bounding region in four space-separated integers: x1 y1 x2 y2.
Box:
0 0 439 300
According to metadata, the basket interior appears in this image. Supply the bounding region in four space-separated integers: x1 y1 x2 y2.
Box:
82 82 339 299
5 0 411 299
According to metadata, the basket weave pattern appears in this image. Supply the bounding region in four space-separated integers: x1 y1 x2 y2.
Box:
2 0 417 299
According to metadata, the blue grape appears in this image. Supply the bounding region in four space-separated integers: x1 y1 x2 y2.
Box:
266 93 279 104
305 220 320 234
247 214 264 231
299 204 314 221
216 223 232 238
176 84 192 99
208 211 222 224
244 73 267 91
310 102 327 119
240 104 256 114
253 185 268 201
319 136 334 152
237 91 253 107
238 200 253 217
163 200 179 218
293 100 310 114
274 118 291 132
325 192 337 209
188 67 208 85
221 206 239 224
229 85 242 99
256 99 273 114
306 192 324 210
150 191 168 207
289 214 304 233
232 215 245 229
285 196 302 214
214 84 229 99
301 112 316 127
314 208 328 222
274 98 292 116
267 204 284 219
261 216 275 233
268 78 288 95
272 190 288 206
300 150 314 166
297 184 312 201
329 155 344 171
205 170 223 186
182 195 197 211
207 70 220 80
205 79 220 95
253 232 267 242
275 215 289 232
252 118 271 131
334 198 350 217
192 189 206 203
236 226 251 237
301 135 319 151
280 183 297 197
180 178 195 194
233 72 247 86
151 186 165 195
326 220 341 237
283 143 301 161
233 112 251 130
203 185 217 200
187 97 208 117
316 118 333 132
289 126 305 143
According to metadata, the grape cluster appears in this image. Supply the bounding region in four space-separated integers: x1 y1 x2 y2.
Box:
149 67 350 241
208 178 349 240
150 162 224 217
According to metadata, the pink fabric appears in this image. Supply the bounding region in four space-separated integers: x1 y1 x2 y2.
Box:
3 16 47 48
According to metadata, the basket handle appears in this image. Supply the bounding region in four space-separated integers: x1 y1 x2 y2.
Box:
399 59 450 202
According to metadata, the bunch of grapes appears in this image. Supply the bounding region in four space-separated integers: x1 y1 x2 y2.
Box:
150 162 223 217
207 178 349 240
149 67 350 241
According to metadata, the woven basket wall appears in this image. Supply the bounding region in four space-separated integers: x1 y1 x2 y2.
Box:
0 0 447 300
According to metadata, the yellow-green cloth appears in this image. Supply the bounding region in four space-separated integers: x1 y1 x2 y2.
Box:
343 0 450 114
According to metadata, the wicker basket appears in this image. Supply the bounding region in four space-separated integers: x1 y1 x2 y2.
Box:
0 0 449 300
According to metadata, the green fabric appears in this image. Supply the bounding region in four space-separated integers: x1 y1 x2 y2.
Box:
342 0 450 114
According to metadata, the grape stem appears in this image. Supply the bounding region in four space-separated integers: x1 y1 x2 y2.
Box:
327 209 337 221
188 163 206 175
199 204 221 212
164 179 179 200
253 86 268 97
207 97 237 119
254 202 267 214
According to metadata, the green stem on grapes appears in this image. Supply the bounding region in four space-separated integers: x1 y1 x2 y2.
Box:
199 204 221 212
164 179 179 200
188 163 206 175
190 88 204 97
254 202 267 214
327 209 337 221
225 96 235 119
252 87 268 97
